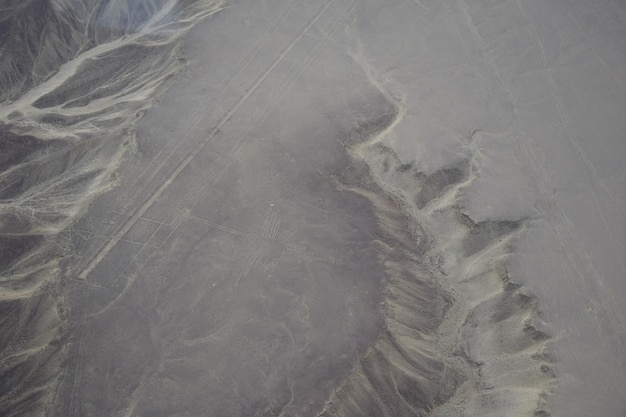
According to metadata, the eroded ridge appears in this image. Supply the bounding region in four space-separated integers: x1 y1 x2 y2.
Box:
320 151 461 416
1 0 226 243
319 89 554 415
0 2 225 416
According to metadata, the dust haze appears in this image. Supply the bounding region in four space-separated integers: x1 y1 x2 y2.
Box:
1 0 625 416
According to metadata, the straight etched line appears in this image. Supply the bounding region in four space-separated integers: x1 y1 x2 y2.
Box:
186 214 251 239
130 0 299 189
234 248 262 286
216 1 334 133
268 213 280 239
261 208 273 238
78 2 334 279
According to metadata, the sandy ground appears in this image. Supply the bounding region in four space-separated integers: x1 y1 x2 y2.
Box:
1 0 625 416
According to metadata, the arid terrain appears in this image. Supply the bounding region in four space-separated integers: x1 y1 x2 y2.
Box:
1 0 625 416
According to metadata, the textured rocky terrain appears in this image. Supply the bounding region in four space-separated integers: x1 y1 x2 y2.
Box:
1 0 625 416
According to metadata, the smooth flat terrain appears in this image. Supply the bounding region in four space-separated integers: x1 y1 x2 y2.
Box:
1 0 625 416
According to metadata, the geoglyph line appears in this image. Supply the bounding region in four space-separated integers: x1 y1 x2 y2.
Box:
78 1 336 280
82 0 356 318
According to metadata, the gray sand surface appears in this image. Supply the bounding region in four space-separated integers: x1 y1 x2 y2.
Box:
1 0 625 416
